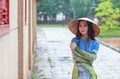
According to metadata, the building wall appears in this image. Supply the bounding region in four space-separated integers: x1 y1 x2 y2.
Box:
0 0 18 79
24 0 36 79
0 0 36 79
0 30 18 79
23 0 29 78
18 0 37 79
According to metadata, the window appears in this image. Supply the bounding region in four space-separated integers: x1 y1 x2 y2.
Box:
0 0 9 37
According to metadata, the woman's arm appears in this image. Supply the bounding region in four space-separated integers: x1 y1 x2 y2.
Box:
70 42 77 51
74 47 96 62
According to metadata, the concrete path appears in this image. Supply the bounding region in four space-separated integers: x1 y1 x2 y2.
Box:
32 27 120 79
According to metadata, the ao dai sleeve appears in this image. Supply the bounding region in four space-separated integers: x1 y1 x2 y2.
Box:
71 37 79 46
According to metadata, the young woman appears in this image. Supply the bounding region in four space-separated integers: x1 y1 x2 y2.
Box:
68 18 100 79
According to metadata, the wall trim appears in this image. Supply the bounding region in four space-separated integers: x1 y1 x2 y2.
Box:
18 0 24 79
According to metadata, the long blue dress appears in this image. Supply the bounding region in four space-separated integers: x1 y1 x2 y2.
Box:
71 37 99 79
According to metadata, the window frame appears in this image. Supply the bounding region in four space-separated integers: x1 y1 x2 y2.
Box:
0 0 9 37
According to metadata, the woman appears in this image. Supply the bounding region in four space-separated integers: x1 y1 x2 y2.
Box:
68 18 100 79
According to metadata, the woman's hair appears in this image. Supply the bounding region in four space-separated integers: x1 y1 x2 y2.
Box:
76 20 95 40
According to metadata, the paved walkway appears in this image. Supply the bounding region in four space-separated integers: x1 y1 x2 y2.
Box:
32 27 120 79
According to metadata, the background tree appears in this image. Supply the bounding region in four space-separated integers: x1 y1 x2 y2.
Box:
62 0 71 21
95 0 120 29
70 0 98 19
37 0 102 22
37 0 55 21
37 0 64 21
112 0 120 8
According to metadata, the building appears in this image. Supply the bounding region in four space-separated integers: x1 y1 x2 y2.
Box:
0 0 37 79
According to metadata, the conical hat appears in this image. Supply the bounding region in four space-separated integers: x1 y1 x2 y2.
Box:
68 18 100 37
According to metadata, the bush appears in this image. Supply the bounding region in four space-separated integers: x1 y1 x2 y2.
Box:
98 26 120 37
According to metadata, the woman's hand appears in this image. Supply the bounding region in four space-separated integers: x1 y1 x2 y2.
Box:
70 42 77 51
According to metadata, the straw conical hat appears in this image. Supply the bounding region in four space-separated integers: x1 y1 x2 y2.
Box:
68 18 100 37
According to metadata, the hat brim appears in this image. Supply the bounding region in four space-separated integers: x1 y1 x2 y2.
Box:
68 18 100 37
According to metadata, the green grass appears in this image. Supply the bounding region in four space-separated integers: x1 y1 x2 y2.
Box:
37 23 68 28
37 24 120 37
48 57 52 63
33 55 41 63
98 26 120 37
31 67 39 79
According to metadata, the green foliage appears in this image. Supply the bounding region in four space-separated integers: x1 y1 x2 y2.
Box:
48 57 52 63
37 0 102 21
70 0 94 18
112 0 120 8
95 0 120 28
37 0 71 20
62 0 71 17
31 67 39 79
37 0 120 22
33 55 41 63
98 26 120 37
31 55 41 79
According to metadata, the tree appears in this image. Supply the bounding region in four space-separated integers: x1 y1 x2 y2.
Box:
37 0 55 21
70 0 98 19
37 0 104 22
37 0 64 21
37 0 71 22
95 0 120 28
112 0 120 8
62 0 71 21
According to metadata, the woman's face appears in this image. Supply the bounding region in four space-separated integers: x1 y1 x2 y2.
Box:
79 20 88 35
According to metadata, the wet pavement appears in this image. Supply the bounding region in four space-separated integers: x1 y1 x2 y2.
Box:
32 27 120 79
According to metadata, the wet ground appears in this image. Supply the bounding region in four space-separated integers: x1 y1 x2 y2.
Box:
31 27 120 79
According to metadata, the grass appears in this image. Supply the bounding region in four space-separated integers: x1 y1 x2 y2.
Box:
98 26 120 37
31 55 41 79
31 67 39 79
37 24 120 37
48 57 52 63
33 55 41 63
37 23 68 28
